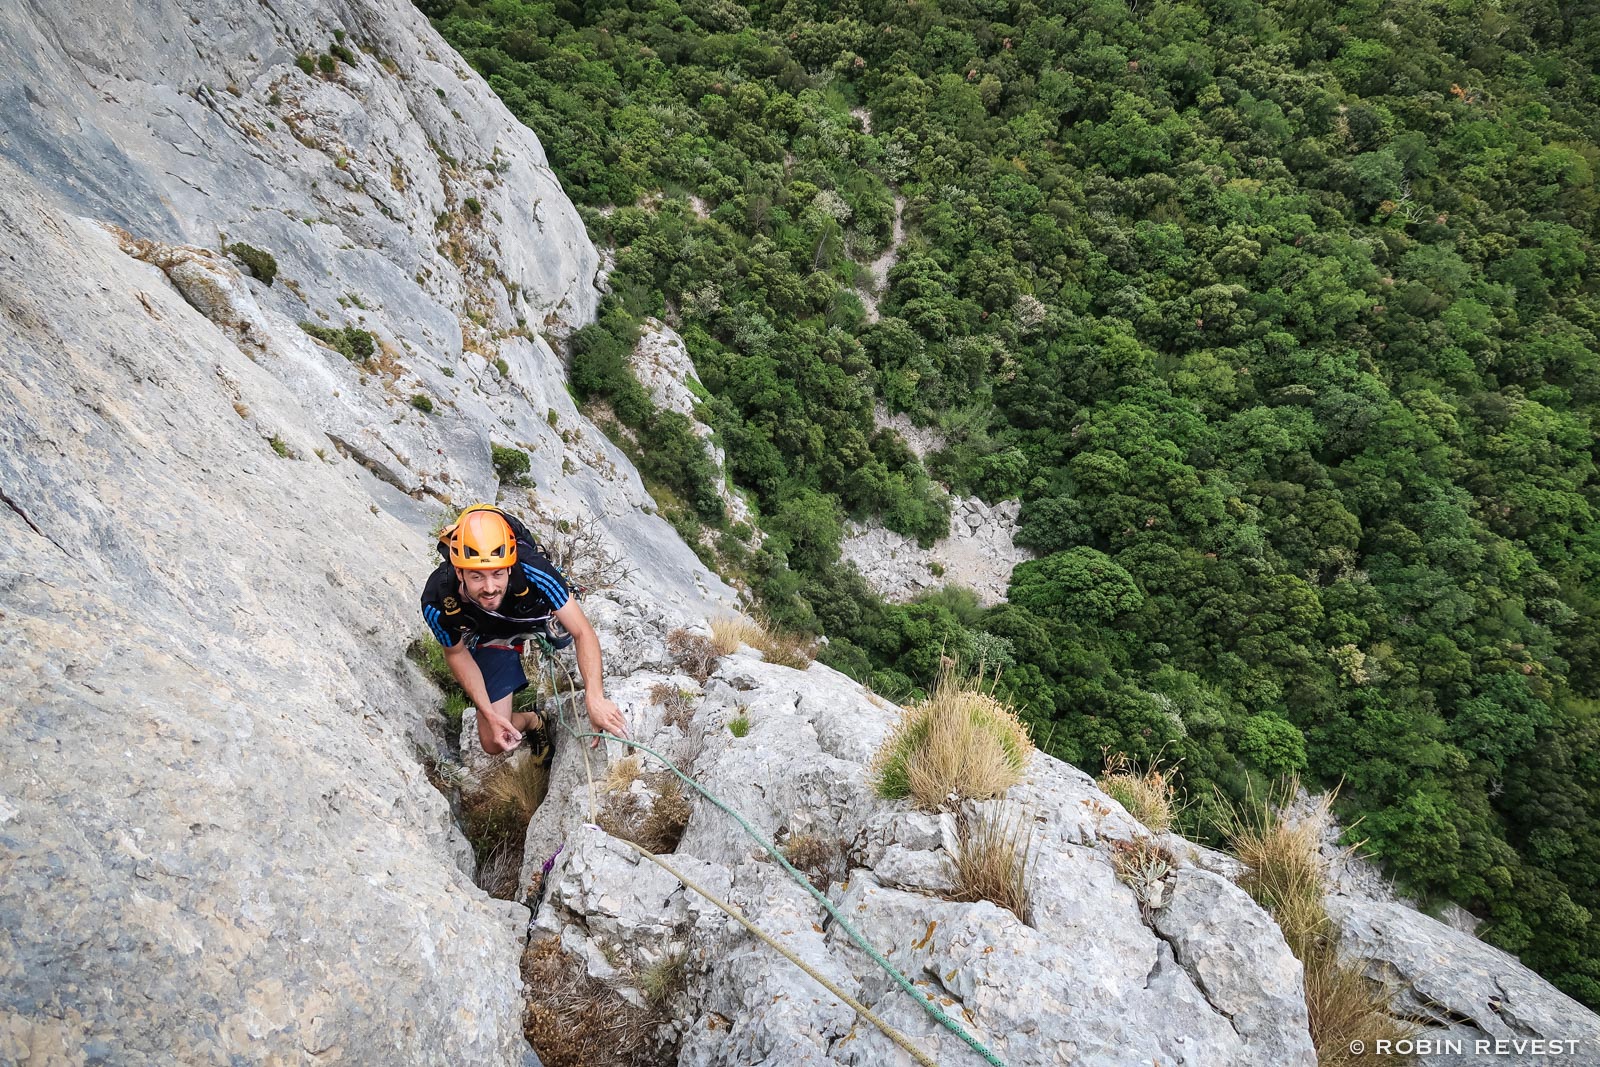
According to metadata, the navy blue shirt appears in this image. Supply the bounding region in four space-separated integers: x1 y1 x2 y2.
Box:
420 543 570 647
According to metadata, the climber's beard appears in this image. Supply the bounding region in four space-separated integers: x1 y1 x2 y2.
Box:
458 567 509 610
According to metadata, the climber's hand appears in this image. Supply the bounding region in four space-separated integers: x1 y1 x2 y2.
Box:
486 711 521 751
585 694 628 750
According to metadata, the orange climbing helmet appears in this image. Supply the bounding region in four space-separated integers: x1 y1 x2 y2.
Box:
442 505 518 570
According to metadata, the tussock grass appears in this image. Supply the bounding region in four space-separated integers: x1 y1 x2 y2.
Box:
946 804 1035 924
477 841 524 900
597 773 692 854
871 670 1033 809
1098 749 1182 833
781 833 848 892
1213 779 1420 1066
666 627 719 683
463 753 549 899
604 754 643 793
708 614 815 669
522 936 671 1066
485 749 550 819
637 950 687 1006
708 615 763 656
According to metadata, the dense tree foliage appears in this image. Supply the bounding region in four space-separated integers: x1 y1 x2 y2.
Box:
427 0 1600 1002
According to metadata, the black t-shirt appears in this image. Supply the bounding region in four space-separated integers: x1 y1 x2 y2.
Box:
420 542 571 647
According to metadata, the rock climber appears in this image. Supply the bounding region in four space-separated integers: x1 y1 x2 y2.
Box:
419 504 628 757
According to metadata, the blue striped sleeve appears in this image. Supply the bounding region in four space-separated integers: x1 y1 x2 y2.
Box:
423 605 455 646
521 560 569 610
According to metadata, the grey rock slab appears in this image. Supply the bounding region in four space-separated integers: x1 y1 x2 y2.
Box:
0 0 737 624
679 863 861 1067
825 873 1245 1067
1152 868 1317 1067
0 175 531 1063
840 494 1034 607
1327 896 1600 1063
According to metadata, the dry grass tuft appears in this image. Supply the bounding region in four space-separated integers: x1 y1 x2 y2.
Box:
666 628 719 683
598 772 693 854
753 628 815 669
1110 834 1177 913
871 669 1033 809
522 935 671 1066
708 614 816 669
946 804 1035 924
781 833 848 892
461 752 549 899
637 950 688 1006
650 682 697 731
708 615 764 656
1213 779 1420 1066
484 750 550 818
604 754 643 793
477 840 525 900
1097 749 1182 833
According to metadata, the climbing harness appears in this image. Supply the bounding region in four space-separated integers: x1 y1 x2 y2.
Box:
530 639 1010 1067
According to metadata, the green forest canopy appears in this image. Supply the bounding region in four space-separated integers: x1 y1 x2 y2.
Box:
421 0 1600 1004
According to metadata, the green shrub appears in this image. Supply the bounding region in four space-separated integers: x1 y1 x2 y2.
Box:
299 322 374 362
226 242 277 285
728 714 751 737
464 196 483 215
492 444 532 485
330 42 356 65
411 393 435 414
269 435 292 458
294 54 314 75
317 53 336 74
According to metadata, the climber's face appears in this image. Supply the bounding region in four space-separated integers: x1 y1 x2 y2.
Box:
457 566 510 611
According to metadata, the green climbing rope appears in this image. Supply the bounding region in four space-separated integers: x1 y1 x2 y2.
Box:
532 642 1010 1067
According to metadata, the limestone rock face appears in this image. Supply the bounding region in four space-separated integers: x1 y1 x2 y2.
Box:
840 496 1032 606
0 0 730 1060
0 0 734 622
1326 897 1600 1065
628 319 759 534
0 169 532 1063
527 647 1319 1066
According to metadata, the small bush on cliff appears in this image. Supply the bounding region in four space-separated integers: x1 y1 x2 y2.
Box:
538 513 635 593
226 242 277 285
780 833 846 892
871 668 1032 809
596 771 691 854
299 321 374 362
492 444 532 486
666 627 718 683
